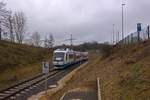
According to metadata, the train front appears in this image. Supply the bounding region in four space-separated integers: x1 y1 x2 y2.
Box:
53 50 66 69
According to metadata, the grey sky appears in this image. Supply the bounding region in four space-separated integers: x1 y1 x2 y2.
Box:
5 0 150 45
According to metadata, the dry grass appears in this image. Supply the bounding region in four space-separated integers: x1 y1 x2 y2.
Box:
44 53 100 100
46 40 150 100
0 63 41 90
0 40 52 90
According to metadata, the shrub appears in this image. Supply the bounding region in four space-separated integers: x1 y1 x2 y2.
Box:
100 44 113 58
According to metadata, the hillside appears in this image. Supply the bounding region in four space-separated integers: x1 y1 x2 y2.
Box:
47 40 150 100
0 40 52 90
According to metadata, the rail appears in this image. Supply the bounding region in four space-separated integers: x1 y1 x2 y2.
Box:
0 69 60 100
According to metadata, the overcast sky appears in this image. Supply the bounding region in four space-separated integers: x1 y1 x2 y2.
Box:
4 0 150 45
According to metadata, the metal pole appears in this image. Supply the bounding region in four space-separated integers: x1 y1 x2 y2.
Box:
0 21 1 40
138 31 140 42
113 24 115 44
147 25 150 39
116 30 117 43
45 73 48 95
128 35 130 45
118 31 120 42
111 32 112 44
71 34 73 47
131 33 133 43
122 4 125 44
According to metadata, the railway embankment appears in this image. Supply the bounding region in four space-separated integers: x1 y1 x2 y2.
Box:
0 40 52 90
41 40 150 100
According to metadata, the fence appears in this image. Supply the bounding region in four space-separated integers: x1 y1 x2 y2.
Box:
117 25 150 45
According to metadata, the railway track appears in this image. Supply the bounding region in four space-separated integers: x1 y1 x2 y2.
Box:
0 61 86 100
0 69 61 100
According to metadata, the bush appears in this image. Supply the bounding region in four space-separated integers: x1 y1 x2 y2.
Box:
100 44 113 58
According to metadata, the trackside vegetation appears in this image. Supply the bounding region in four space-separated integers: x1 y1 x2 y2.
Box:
0 40 52 90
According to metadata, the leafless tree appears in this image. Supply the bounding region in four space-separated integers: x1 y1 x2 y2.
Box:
0 2 9 40
24 38 34 46
44 34 54 48
49 34 54 48
31 32 41 47
2 10 15 42
44 37 49 48
13 11 26 44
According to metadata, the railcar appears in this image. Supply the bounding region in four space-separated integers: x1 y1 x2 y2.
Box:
53 48 88 69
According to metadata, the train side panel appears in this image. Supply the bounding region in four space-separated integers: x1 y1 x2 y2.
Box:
53 49 88 69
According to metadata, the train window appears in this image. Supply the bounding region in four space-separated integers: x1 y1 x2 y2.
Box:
66 54 69 61
69 54 74 59
54 52 64 61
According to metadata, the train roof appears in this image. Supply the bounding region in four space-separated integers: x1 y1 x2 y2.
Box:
54 48 89 54
54 48 74 53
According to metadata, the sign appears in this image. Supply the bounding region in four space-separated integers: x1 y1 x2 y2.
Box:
137 23 142 32
42 62 49 74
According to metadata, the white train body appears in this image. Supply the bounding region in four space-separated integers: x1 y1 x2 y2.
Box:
53 48 88 69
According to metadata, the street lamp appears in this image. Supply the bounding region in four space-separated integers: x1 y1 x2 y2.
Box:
122 3 125 43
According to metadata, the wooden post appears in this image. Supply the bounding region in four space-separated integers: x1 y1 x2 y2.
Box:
97 78 101 100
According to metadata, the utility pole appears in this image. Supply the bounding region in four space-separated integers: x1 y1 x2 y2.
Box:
116 30 118 43
110 32 112 44
116 30 120 43
113 24 115 44
117 31 120 43
0 21 1 40
65 34 76 48
148 25 150 39
70 34 73 46
122 3 125 43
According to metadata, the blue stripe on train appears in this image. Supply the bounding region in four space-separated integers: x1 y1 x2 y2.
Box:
54 59 87 69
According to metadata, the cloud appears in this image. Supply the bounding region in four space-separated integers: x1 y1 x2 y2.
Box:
5 0 150 45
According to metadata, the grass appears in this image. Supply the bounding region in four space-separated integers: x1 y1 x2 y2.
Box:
0 40 52 90
0 40 51 71
45 40 150 100
118 58 150 100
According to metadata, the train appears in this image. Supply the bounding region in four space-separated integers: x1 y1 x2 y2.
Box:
53 48 88 69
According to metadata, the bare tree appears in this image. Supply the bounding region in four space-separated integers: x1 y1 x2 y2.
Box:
44 34 54 48
0 2 9 40
2 10 15 42
31 32 41 47
44 37 49 48
49 34 54 48
13 11 26 44
24 38 33 46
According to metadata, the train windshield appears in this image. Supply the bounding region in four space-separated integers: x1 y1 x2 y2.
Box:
54 52 64 61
